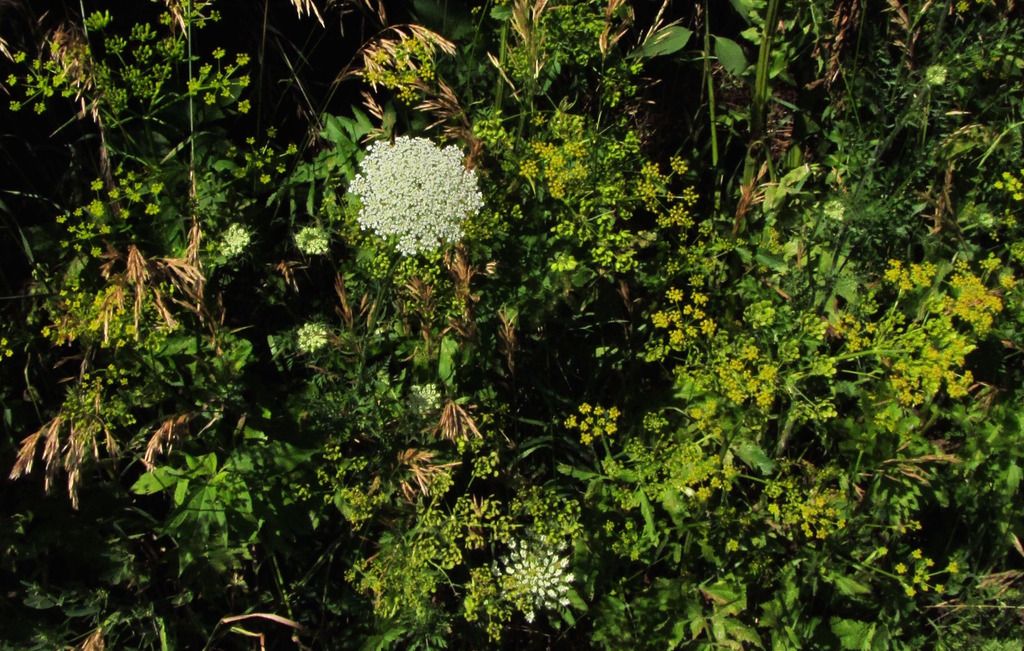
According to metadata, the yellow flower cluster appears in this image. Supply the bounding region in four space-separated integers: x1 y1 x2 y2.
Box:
635 155 698 226
564 402 619 445
888 319 975 406
763 473 847 541
994 168 1024 202
878 259 1005 406
530 138 590 201
648 289 717 355
890 549 953 597
363 35 438 104
883 260 939 292
703 338 777 410
946 263 1003 334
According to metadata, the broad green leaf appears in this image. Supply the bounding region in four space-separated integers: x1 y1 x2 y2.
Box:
830 618 875 650
131 467 178 495
714 36 749 77
631 25 693 59
438 336 458 387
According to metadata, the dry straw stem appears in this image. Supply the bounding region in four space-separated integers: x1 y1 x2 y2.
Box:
397 448 460 501
354 24 469 141
435 400 482 442
75 627 105 651
334 273 355 330
509 0 550 84
444 247 487 338
143 413 193 469
9 391 121 509
878 452 961 485
599 0 633 56
498 308 518 374
289 0 325 26
356 24 456 88
415 79 481 159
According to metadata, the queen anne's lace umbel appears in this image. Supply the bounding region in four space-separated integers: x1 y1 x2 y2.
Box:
497 537 574 623
349 136 483 256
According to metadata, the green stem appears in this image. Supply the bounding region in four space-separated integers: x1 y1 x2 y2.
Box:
744 0 783 187
703 1 718 169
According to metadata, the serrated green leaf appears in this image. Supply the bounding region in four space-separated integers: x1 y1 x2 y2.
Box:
734 440 775 474
830 618 875 650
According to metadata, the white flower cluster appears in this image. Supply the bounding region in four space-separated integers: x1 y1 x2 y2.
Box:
296 322 330 353
295 225 330 255
824 199 845 222
219 224 251 259
925 65 948 87
408 383 441 417
348 136 484 256
497 537 574 623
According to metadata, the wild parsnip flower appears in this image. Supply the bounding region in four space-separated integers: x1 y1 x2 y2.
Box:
219 223 251 258
295 225 330 255
349 136 483 256
296 322 330 353
497 537 574 623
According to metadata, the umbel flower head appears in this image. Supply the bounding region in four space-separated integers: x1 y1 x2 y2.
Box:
296 322 330 353
348 136 483 256
497 536 574 624
219 223 251 259
295 225 330 255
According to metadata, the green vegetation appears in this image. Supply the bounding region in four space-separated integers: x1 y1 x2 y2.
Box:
1 0 1023 647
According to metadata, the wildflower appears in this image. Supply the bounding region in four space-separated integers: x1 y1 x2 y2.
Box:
497 536 574 623
296 322 330 353
824 199 845 222
295 225 330 255
408 383 441 417
349 136 484 256
219 224 251 259
924 65 947 86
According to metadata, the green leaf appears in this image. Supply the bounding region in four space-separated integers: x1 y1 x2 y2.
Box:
490 5 512 20
714 36 749 77
131 467 178 495
637 489 659 545
701 582 741 607
831 574 872 597
830 618 875 650
723 618 764 648
631 25 693 59
438 336 458 387
733 440 775 474
728 0 757 21
1007 461 1022 493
